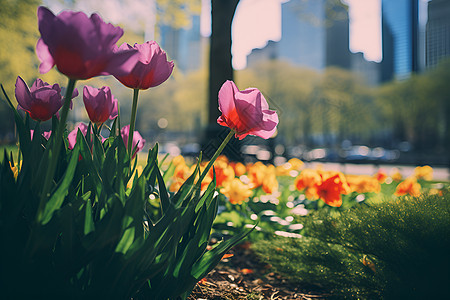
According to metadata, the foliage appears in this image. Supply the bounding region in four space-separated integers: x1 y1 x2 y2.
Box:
253 192 450 299
0 89 250 299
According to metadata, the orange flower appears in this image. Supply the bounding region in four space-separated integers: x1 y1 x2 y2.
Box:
275 163 292 176
346 174 381 194
220 178 253 204
288 158 304 170
247 161 267 188
294 169 322 199
275 158 303 177
316 172 351 207
390 168 403 182
374 169 388 183
414 165 433 181
210 160 235 188
230 161 247 177
171 155 185 166
394 177 421 197
262 165 278 194
169 162 212 192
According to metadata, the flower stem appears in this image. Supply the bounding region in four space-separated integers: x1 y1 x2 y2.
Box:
127 88 139 156
38 78 76 212
198 129 235 183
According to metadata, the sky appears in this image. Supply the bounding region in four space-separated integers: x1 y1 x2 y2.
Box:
202 0 382 70
45 0 383 71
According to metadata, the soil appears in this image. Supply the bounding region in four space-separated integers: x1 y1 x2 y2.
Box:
188 242 328 300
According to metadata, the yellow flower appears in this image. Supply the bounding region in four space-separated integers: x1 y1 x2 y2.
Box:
220 178 253 205
171 155 185 166
275 163 292 176
346 174 381 194
262 165 278 194
390 168 403 182
230 161 247 177
9 161 20 179
294 169 322 200
414 165 433 181
127 165 143 189
288 158 304 170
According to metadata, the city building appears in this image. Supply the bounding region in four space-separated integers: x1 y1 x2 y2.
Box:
159 15 207 73
426 0 450 68
381 0 422 80
351 52 380 86
277 0 351 71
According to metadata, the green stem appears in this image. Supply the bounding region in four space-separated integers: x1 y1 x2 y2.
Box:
198 129 235 183
127 88 139 156
38 78 76 215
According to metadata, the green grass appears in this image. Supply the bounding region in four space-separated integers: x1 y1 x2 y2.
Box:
253 192 450 299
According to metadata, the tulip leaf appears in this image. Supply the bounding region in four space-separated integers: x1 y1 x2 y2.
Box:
191 225 254 280
39 147 79 225
84 196 94 235
155 162 171 215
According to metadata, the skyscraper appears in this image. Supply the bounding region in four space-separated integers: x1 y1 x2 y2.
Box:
381 0 421 80
426 0 450 68
276 0 351 71
159 15 206 73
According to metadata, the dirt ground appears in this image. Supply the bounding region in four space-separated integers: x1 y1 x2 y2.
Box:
188 242 327 300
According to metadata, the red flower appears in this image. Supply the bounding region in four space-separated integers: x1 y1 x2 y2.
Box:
317 173 351 207
217 80 278 140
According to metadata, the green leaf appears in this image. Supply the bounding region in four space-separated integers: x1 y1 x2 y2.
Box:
191 226 254 280
39 147 79 224
83 195 94 235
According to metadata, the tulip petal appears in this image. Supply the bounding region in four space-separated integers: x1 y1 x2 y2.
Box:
218 80 239 115
234 97 263 130
103 49 140 77
36 39 55 74
15 76 33 110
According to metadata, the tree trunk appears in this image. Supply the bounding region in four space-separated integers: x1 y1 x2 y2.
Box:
208 0 239 124
202 0 241 161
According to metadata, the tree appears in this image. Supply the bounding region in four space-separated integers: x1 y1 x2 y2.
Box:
202 0 240 160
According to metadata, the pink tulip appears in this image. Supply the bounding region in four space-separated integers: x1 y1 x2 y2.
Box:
15 76 78 121
217 80 279 140
30 130 52 140
114 41 174 89
83 86 118 125
68 123 88 150
120 125 145 158
36 6 139 80
67 122 107 150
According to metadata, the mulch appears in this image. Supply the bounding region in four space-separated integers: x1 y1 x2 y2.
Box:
188 242 328 300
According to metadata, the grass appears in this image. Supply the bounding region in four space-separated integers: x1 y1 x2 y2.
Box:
253 192 450 299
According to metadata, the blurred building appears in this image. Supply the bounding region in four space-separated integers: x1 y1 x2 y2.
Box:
247 0 381 85
159 15 207 73
247 0 351 70
351 52 380 86
426 0 450 68
247 40 278 67
381 0 423 80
